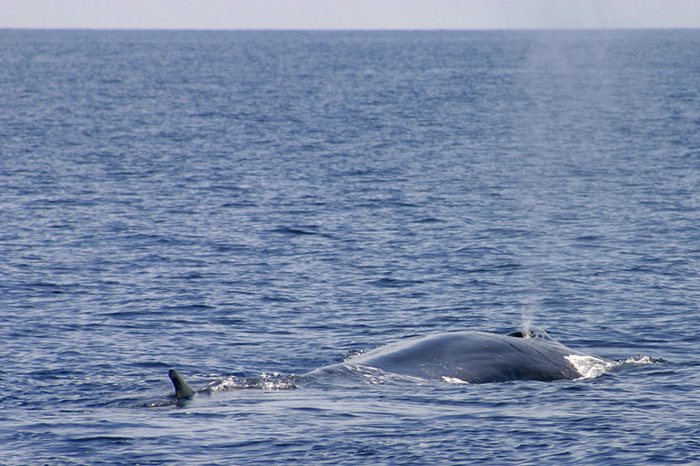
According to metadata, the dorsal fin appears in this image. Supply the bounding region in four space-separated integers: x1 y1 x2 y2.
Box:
169 369 196 399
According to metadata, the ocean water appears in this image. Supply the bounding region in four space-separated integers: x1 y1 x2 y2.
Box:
1 29 699 464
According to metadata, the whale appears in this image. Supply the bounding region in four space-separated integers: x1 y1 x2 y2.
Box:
168 329 612 399
311 330 605 384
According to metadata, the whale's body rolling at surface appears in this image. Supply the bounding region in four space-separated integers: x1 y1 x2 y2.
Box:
316 330 593 384
169 330 610 399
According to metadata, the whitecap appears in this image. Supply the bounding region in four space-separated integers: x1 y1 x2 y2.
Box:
620 355 666 365
205 373 298 392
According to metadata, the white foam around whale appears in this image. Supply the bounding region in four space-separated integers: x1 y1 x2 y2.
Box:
565 354 616 379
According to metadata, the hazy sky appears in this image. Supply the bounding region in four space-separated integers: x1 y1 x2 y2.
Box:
1 0 699 30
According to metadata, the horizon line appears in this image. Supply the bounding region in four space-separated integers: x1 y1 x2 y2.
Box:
2 26 699 32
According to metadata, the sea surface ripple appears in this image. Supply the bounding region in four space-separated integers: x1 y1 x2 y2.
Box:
1 30 699 465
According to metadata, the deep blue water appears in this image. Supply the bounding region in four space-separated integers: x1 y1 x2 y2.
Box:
1 29 700 464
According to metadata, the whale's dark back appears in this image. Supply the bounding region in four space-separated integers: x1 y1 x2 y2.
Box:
340 331 586 383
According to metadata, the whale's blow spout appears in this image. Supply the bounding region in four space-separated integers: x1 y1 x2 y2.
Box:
169 369 195 399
